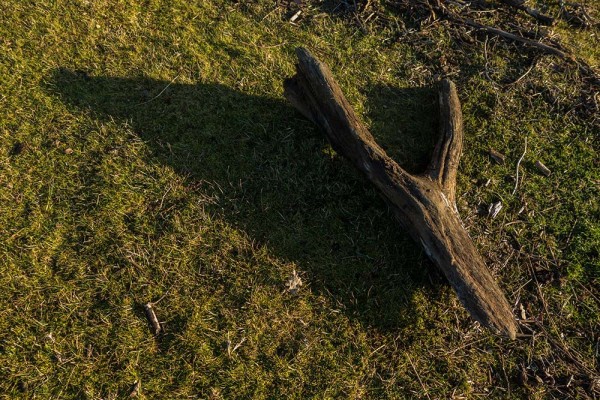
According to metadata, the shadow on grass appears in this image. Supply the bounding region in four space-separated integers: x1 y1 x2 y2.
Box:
47 68 445 334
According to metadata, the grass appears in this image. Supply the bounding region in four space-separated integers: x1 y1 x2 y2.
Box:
0 0 598 398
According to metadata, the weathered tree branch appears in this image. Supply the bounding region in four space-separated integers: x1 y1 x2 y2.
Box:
427 79 463 206
284 47 518 339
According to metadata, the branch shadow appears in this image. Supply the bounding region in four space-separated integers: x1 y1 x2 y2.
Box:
46 68 446 334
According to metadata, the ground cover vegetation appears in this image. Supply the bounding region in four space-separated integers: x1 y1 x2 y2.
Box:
0 0 598 398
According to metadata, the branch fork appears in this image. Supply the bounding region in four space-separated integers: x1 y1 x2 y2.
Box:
284 47 517 339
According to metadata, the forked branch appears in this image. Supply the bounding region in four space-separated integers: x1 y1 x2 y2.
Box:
284 47 518 339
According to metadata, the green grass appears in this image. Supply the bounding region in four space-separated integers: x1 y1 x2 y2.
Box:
1 1 598 398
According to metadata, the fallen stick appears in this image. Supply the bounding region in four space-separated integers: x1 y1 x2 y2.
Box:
512 137 527 195
454 17 572 60
284 47 518 339
497 0 554 25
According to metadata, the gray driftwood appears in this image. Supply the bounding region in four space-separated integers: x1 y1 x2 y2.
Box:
284 47 517 339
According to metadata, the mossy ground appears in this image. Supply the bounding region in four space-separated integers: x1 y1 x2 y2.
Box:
0 1 598 398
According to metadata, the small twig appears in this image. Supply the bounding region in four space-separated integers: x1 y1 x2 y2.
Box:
560 0 596 28
232 337 246 353
483 36 496 84
564 217 578 247
407 354 431 400
289 10 302 22
535 321 598 377
143 303 162 336
136 73 180 106
489 148 506 164
129 380 141 398
226 332 231 357
443 337 488 356
497 0 554 25
534 160 551 176
226 333 246 356
454 17 572 60
512 137 527 195
499 353 511 396
506 56 539 86
575 278 600 305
